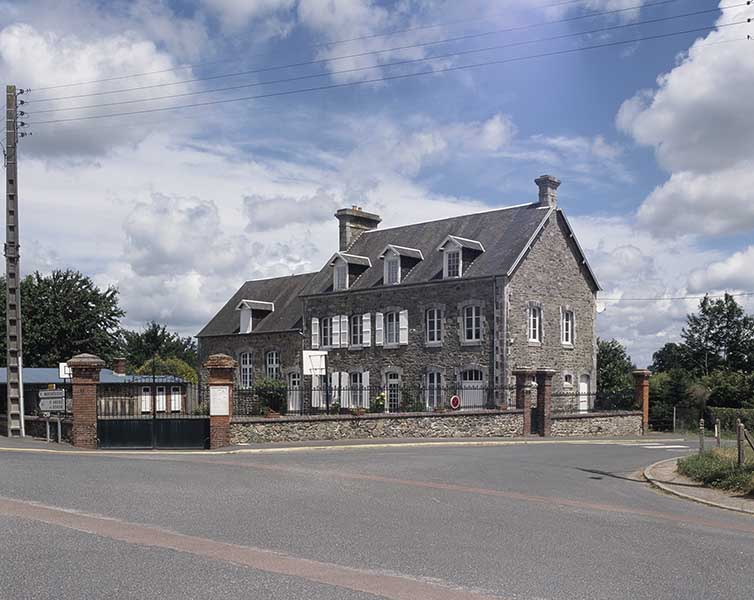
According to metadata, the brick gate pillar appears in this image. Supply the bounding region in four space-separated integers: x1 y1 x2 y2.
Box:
204 354 237 449
535 369 556 437
513 368 536 435
68 353 105 449
633 369 651 435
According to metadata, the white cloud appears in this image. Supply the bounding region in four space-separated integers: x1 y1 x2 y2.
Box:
617 1 754 236
244 189 339 232
200 0 295 28
688 246 754 293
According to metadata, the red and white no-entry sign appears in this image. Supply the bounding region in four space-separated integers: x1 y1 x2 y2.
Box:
449 395 461 410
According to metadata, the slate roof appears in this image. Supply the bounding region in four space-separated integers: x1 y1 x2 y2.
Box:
197 272 316 337
0 368 187 384
301 203 554 295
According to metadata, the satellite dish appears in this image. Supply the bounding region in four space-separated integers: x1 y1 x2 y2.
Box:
596 303 606 314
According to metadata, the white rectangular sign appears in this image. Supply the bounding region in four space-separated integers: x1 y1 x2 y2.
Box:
39 389 65 399
39 397 66 412
302 350 327 375
209 386 230 416
59 362 72 379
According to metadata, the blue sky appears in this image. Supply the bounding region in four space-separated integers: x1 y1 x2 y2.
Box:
0 0 752 366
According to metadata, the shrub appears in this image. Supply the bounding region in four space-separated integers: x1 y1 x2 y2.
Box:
254 377 287 414
706 407 754 432
677 449 754 495
370 392 385 413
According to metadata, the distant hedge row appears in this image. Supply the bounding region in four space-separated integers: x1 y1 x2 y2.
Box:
707 407 754 431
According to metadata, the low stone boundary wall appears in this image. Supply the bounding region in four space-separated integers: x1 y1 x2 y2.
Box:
0 415 73 442
230 410 524 444
551 411 642 437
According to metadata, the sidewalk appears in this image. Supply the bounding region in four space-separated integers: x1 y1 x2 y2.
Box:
644 458 754 516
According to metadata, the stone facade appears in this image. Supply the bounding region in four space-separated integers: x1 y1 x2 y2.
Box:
505 211 597 398
550 412 642 437
230 410 524 444
302 277 495 389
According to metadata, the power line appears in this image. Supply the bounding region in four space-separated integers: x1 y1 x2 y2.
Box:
600 292 754 302
26 6 736 116
26 20 749 127
25 0 685 104
25 0 639 92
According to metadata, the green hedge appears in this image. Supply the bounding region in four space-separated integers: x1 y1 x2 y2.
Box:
706 407 754 432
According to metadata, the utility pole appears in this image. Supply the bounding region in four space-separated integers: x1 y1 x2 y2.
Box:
5 84 25 437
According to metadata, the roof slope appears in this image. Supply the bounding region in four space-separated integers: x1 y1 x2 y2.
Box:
197 272 316 337
302 203 550 294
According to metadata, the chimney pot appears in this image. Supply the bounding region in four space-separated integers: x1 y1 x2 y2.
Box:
335 206 381 251
535 174 561 208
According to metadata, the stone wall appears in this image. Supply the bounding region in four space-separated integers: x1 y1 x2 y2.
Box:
505 211 598 396
302 278 496 388
551 412 642 437
230 410 524 444
0 415 72 442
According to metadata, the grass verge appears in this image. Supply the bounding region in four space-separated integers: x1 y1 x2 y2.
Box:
677 448 754 496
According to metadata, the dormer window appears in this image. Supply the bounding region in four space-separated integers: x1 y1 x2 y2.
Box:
438 235 484 280
329 252 371 292
379 245 423 286
235 300 275 334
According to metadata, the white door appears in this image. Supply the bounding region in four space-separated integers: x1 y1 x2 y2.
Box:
578 375 590 412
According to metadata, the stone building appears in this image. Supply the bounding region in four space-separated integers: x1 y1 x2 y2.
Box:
197 175 600 412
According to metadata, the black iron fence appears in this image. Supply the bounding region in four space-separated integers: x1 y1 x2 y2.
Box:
96 381 207 419
233 384 639 417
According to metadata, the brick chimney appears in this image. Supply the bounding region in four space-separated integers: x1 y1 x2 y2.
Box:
112 357 127 376
535 175 561 208
335 206 381 251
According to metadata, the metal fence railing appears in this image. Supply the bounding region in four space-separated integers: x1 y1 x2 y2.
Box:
96 381 207 419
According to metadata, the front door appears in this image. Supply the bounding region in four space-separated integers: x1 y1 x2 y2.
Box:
578 375 590 412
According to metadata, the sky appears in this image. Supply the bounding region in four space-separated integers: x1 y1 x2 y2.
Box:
0 0 752 367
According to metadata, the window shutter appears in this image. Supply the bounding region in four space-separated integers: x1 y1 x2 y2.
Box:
332 315 340 348
362 313 371 347
399 310 409 345
330 371 340 403
311 317 320 349
375 312 384 346
362 370 370 408
340 315 348 347
341 372 351 408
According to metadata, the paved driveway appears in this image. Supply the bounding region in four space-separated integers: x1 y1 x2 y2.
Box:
0 437 751 599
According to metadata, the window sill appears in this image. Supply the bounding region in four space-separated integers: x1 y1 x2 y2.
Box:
348 345 364 351
561 343 574 349
527 340 542 347
461 339 483 347
425 341 443 348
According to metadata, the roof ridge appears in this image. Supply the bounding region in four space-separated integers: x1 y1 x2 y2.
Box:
242 271 318 285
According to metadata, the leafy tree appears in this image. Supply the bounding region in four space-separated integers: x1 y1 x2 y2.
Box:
121 321 197 371
0 270 124 367
135 356 198 384
650 342 690 373
597 338 635 397
681 294 754 376
701 371 754 409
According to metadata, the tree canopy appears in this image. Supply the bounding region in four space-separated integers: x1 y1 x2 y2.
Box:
135 356 198 384
0 270 124 367
121 321 197 371
597 338 635 396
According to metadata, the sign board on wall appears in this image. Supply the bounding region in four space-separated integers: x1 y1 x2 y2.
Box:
209 386 230 416
302 350 327 375
59 362 72 379
39 389 66 412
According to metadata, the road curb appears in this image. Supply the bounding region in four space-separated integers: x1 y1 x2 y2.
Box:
643 458 754 516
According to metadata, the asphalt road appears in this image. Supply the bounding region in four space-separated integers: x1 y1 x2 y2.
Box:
0 437 752 600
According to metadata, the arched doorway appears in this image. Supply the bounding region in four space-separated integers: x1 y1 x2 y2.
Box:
578 375 591 413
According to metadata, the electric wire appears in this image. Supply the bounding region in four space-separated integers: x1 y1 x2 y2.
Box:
26 0 648 92
26 20 750 127
25 0 687 103
25 5 742 116
600 292 754 302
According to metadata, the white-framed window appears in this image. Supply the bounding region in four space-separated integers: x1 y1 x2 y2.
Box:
350 371 363 408
140 386 151 413
385 256 400 285
239 352 253 388
155 386 166 412
170 386 181 412
385 311 400 345
528 305 542 343
321 317 332 347
334 262 348 291
386 371 401 413
445 249 461 279
460 369 484 408
563 373 574 388
425 370 442 410
425 308 442 344
561 309 574 345
350 314 363 346
266 350 280 379
287 371 302 413
463 305 482 342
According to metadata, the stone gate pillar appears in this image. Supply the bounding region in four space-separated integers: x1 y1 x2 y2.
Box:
513 367 536 435
633 369 651 435
68 353 105 449
535 369 556 437
204 354 237 449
